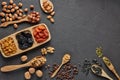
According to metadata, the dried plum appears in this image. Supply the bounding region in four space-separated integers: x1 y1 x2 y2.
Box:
16 31 33 50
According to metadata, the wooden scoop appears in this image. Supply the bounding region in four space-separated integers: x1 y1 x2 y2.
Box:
0 11 40 28
51 54 71 78
0 16 28 28
1 56 46 72
91 64 113 80
40 0 54 13
103 57 120 80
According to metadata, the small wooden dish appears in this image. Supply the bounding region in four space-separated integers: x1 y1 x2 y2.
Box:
0 23 51 58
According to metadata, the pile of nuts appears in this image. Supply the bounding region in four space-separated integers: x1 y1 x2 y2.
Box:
27 11 40 23
33 25 49 43
42 1 55 23
0 37 17 56
41 46 55 55
0 0 37 28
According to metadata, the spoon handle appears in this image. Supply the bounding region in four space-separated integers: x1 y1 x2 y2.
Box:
1 63 30 72
102 70 113 80
0 17 28 27
51 64 63 78
112 69 120 80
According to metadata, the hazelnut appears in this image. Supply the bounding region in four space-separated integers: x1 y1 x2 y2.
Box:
30 5 34 10
24 71 31 80
14 14 18 18
19 9 23 13
1 18 5 23
12 3 16 8
19 13 23 17
7 5 12 9
47 15 52 19
21 55 28 62
6 10 11 13
3 5 7 9
29 68 35 74
11 8 15 13
2 8 6 12
9 18 13 21
14 24 18 29
9 0 14 4
15 6 19 10
8 13 12 18
36 70 43 78
0 12 5 17
18 2 23 7
2 2 7 6
24 8 28 12
6 17 10 21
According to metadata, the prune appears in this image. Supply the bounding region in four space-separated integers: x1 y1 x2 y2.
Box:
16 31 33 50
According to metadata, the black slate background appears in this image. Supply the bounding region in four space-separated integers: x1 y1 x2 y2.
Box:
0 0 120 80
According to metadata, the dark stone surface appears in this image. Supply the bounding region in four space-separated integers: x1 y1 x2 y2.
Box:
0 0 120 80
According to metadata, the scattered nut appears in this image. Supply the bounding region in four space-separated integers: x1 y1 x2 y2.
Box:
9 0 14 5
24 8 28 12
30 5 34 10
36 70 43 78
2 2 7 6
47 15 52 19
41 48 47 55
50 18 54 23
21 55 28 62
29 68 35 74
50 11 55 16
18 2 23 8
47 46 55 53
24 71 31 80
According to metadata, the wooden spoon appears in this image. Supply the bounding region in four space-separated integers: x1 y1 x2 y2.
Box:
103 57 120 80
40 0 54 13
0 16 28 28
1 56 46 72
51 54 71 78
91 64 113 80
0 11 40 28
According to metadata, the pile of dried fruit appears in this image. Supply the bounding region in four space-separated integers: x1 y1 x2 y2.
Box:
0 37 17 56
16 31 33 50
33 25 49 43
46 62 79 80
